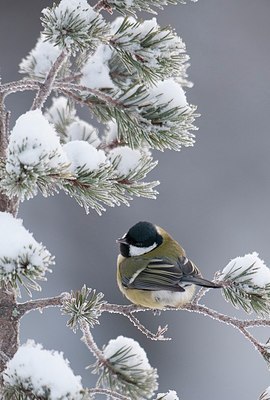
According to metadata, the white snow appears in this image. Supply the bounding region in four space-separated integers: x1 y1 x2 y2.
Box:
45 96 76 127
103 335 152 371
4 341 83 400
0 212 52 276
81 45 116 90
6 110 69 176
19 35 61 78
220 252 270 288
124 0 135 6
41 0 103 52
108 146 142 176
104 121 118 145
63 140 106 173
110 16 187 73
156 390 180 400
148 78 188 111
43 0 98 23
66 120 100 147
111 17 158 44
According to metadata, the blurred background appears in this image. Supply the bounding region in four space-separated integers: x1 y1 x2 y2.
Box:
1 0 270 398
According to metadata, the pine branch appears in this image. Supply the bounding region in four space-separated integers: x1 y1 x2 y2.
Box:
17 293 68 316
93 0 113 13
11 277 270 374
41 2 108 54
55 82 198 151
86 387 129 400
80 319 107 363
109 18 189 84
0 79 41 97
31 51 68 110
103 0 197 15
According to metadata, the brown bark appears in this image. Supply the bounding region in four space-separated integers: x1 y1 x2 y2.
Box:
0 92 19 380
0 287 19 375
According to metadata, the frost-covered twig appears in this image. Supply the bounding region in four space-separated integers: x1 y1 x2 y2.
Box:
125 311 170 341
191 287 210 304
17 293 69 316
0 93 8 153
32 50 67 110
100 301 270 362
0 79 40 97
80 319 106 363
13 285 270 366
54 81 121 107
86 387 129 400
93 0 113 13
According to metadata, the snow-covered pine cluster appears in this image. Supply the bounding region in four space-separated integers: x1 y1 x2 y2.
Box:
1 0 270 400
0 0 199 216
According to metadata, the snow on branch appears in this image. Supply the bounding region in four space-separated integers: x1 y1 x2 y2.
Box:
219 252 270 316
41 0 108 54
93 335 158 400
45 96 77 138
0 212 54 295
100 0 197 15
0 106 159 214
60 81 197 151
3 341 83 400
0 109 71 201
155 390 180 400
109 17 189 85
19 35 67 80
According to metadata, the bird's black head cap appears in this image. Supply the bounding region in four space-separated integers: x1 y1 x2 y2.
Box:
127 221 163 247
118 221 163 257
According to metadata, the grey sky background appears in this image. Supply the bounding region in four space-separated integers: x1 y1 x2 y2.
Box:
1 1 270 399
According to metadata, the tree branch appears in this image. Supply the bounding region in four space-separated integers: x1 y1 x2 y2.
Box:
15 289 270 364
54 82 122 107
86 387 129 400
0 79 40 97
31 50 68 110
17 293 69 316
80 319 107 363
93 0 113 13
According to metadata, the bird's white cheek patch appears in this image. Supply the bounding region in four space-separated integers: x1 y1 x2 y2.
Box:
129 243 157 256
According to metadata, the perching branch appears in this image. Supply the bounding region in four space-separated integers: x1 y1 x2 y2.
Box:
17 285 270 366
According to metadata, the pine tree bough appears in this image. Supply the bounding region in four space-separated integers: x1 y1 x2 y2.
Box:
0 0 268 399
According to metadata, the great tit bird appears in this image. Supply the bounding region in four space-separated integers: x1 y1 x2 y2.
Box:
117 221 221 309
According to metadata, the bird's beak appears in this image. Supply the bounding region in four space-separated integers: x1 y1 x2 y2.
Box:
116 237 128 244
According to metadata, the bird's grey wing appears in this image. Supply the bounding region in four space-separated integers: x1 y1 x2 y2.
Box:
121 257 190 292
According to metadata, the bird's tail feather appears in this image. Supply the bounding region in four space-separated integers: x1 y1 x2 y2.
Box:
183 276 222 288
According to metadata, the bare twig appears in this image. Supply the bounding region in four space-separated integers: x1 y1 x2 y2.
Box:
32 50 67 110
